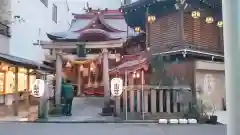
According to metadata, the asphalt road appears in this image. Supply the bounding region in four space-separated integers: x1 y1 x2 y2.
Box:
0 123 226 135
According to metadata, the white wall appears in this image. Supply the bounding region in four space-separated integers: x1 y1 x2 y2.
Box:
9 0 71 62
8 0 124 62
0 34 10 54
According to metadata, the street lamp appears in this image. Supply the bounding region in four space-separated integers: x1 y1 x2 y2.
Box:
217 20 223 28
191 11 200 19
206 16 214 24
147 15 156 23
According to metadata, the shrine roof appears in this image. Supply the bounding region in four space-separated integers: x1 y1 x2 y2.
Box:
47 9 137 42
123 0 222 29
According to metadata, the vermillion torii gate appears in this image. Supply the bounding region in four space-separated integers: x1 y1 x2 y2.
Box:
40 39 126 105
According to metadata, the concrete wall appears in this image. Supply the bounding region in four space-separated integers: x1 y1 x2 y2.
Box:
195 60 225 112
9 0 71 62
0 34 10 53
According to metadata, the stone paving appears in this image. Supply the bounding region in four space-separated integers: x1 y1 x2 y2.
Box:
0 123 226 135
0 105 38 121
47 97 116 122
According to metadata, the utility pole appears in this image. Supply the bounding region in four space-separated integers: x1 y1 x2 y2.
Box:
222 0 240 135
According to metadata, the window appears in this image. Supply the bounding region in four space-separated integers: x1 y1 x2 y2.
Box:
52 4 57 23
40 0 48 7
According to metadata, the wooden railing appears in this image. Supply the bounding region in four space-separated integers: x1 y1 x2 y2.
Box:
0 22 10 37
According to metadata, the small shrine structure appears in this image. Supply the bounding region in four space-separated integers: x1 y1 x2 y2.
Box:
40 4 136 105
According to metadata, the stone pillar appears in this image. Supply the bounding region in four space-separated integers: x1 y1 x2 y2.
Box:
144 91 148 114
115 96 121 115
124 71 128 120
222 1 240 134
39 75 48 119
159 90 163 112
166 90 171 113
151 90 157 113
129 75 134 112
173 91 178 112
13 67 19 116
55 54 62 105
77 65 82 96
102 49 110 97
137 90 141 112
87 64 91 87
25 69 30 108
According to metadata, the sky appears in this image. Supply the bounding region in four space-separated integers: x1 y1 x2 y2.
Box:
56 0 139 13
67 0 122 13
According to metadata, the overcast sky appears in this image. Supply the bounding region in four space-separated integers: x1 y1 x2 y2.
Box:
56 0 138 13
67 0 122 13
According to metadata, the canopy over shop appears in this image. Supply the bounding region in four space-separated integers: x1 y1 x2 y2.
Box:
0 52 53 106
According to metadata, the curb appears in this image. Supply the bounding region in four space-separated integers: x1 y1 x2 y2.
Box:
0 119 198 124
158 119 198 124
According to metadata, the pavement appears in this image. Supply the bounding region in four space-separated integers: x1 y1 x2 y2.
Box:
0 105 38 121
46 97 117 122
207 111 227 124
0 123 226 135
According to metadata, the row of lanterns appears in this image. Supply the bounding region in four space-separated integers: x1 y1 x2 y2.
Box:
132 71 140 78
191 11 223 28
134 10 223 34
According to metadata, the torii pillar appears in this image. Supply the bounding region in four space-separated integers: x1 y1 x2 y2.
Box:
222 0 240 135
102 48 110 97
55 53 63 106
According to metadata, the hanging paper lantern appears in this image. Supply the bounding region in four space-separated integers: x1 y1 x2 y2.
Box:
135 27 141 33
191 11 200 19
205 16 214 24
148 15 156 23
217 20 223 28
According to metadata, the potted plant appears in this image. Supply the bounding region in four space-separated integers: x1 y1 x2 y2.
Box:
208 103 218 124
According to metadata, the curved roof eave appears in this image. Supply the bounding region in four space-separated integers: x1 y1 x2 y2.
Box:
46 33 63 40
123 0 176 29
98 15 125 32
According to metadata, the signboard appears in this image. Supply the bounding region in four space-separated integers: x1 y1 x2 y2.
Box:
111 78 123 96
77 44 86 57
203 74 215 96
31 79 45 97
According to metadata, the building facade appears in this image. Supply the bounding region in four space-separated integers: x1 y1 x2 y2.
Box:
118 0 225 118
0 0 71 62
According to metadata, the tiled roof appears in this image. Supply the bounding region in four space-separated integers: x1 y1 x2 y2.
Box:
47 9 137 41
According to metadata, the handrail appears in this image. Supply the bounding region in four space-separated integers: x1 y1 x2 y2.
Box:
0 22 10 37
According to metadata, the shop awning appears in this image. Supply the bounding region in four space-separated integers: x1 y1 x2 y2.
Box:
109 55 148 74
0 52 53 71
